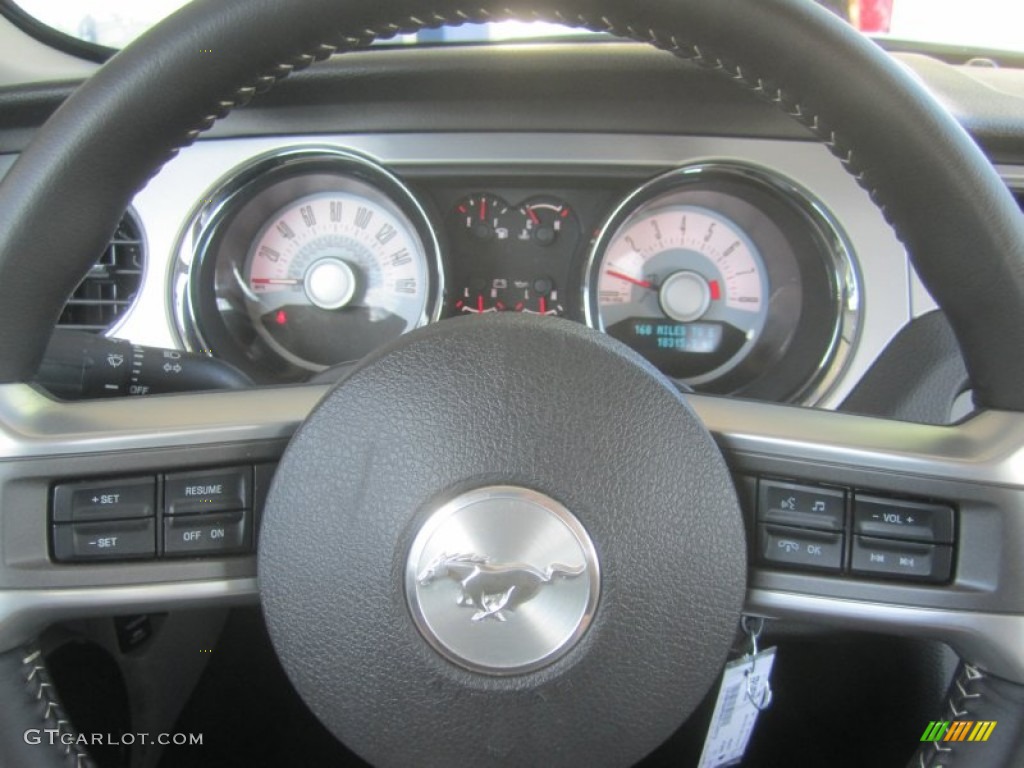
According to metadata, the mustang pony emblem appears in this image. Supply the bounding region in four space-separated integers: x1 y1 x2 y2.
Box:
417 552 585 622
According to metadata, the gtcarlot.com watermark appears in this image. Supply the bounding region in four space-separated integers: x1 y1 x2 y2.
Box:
25 730 203 747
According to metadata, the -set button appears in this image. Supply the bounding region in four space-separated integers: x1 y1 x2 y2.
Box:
758 480 845 531
52 518 156 562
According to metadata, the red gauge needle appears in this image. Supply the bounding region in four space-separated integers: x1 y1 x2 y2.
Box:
606 269 653 290
526 207 541 225
479 198 487 222
251 278 301 286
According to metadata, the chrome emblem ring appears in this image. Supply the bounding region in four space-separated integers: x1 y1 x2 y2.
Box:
406 486 600 675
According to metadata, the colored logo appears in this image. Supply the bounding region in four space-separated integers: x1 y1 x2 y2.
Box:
921 721 997 743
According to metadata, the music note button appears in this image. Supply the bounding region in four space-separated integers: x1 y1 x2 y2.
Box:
758 480 846 531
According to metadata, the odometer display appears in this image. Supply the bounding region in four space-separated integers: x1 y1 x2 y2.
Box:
630 321 726 354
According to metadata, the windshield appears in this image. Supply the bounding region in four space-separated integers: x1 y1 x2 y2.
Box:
9 0 1024 56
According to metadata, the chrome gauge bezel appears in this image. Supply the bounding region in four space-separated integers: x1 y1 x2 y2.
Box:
583 162 861 405
172 146 444 383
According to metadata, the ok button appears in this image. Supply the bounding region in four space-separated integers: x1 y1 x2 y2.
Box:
759 524 844 572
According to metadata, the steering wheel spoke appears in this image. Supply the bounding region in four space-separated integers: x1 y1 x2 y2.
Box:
694 394 1024 684
0 383 310 651
2 381 1022 688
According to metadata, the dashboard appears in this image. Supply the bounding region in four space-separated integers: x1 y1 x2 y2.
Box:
169 142 858 403
2 42 1022 410
112 130 915 411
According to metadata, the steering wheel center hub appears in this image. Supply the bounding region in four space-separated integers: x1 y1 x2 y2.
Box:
257 314 746 767
406 485 600 675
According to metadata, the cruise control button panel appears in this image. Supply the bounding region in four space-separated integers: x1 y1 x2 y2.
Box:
50 464 272 564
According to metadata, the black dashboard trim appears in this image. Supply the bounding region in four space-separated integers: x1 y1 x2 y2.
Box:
2 44 1023 162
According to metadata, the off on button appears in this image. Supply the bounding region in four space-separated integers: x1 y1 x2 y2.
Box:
163 510 250 556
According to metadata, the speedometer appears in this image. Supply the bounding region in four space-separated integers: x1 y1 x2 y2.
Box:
586 164 861 403
245 190 428 370
596 205 770 383
175 148 443 383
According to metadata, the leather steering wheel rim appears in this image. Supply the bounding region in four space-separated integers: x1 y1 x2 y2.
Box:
0 0 1021 406
0 1 1023 766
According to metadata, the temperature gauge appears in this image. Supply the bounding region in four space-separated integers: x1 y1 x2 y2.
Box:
516 199 575 247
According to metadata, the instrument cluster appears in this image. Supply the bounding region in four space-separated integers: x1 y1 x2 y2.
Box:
174 147 859 404
445 193 580 318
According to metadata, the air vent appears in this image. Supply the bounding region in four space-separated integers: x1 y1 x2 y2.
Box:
58 210 145 332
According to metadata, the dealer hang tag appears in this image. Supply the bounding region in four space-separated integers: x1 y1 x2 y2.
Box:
697 647 776 768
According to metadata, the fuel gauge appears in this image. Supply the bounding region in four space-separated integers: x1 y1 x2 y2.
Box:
454 194 512 242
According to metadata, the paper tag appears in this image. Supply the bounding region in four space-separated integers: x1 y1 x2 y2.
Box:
697 648 776 768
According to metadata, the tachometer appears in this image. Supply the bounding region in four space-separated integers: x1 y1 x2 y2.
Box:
585 164 860 403
596 205 769 382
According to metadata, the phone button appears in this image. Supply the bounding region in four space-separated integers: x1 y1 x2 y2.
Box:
758 524 844 572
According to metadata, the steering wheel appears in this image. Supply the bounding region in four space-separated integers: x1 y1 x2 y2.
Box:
1 1 1023 766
